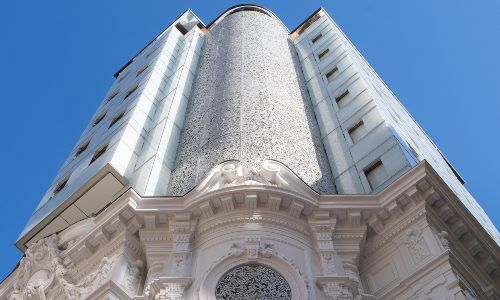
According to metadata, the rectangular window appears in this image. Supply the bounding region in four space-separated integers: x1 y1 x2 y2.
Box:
348 120 366 144
175 22 188 35
118 72 129 83
124 85 138 100
90 144 108 165
93 112 106 127
109 111 125 128
53 177 69 195
107 90 119 102
318 48 330 60
136 65 149 77
326 66 339 82
364 160 388 190
75 139 91 157
145 47 159 59
335 90 350 108
311 32 323 44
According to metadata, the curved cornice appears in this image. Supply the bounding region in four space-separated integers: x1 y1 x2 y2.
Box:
206 4 288 31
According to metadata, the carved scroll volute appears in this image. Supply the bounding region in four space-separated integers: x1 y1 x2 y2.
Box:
169 213 196 277
308 212 337 276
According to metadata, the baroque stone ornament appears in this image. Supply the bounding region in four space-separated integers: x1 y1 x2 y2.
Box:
194 161 282 194
405 228 430 261
10 234 116 300
147 278 192 300
125 259 144 294
227 238 276 260
319 281 353 300
215 265 291 300
438 230 450 250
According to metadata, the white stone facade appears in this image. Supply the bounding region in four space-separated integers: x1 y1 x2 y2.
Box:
2 5 499 300
2 161 499 299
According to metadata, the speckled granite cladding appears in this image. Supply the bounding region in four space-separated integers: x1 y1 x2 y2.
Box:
167 11 335 195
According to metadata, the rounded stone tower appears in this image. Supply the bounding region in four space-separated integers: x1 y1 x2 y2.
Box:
168 7 335 195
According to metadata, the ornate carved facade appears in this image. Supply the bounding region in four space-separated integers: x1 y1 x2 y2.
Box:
2 5 499 300
2 160 499 299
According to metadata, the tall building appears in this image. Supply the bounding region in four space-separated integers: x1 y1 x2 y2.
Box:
1 5 499 299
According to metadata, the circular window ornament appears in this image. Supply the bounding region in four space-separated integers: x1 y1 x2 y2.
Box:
215 265 291 300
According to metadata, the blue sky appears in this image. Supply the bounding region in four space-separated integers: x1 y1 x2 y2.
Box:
1 0 499 280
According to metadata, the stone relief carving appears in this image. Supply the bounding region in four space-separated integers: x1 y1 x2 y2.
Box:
10 234 116 300
228 238 276 260
438 230 450 250
320 252 336 275
405 228 430 261
193 160 317 196
172 253 190 275
219 161 279 188
320 281 354 300
153 282 186 300
125 259 144 294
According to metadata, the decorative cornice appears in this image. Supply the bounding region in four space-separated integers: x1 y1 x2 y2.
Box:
366 205 426 252
197 211 310 237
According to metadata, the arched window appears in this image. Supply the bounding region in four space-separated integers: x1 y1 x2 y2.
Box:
215 265 291 300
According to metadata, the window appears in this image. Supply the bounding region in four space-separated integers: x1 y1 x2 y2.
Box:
335 90 350 108
109 111 125 128
75 139 91 157
145 47 159 59
175 22 188 35
93 112 106 127
311 32 323 44
90 144 108 165
348 120 367 144
107 90 119 102
326 66 339 82
136 65 149 77
364 160 388 190
53 177 69 195
117 72 129 83
318 48 330 60
124 85 138 100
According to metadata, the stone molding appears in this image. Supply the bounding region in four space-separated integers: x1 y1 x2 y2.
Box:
146 277 192 300
197 240 310 300
2 161 499 299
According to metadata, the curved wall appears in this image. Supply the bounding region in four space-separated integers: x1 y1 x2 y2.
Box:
167 10 335 195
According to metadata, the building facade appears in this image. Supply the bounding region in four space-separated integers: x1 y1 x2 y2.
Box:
1 5 499 300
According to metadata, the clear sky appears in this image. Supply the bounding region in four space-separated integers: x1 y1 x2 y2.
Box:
1 0 499 280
